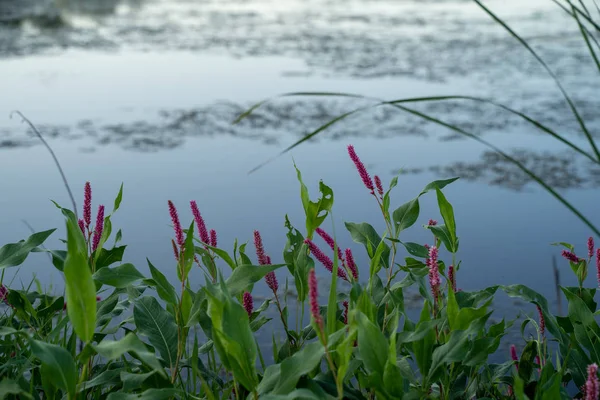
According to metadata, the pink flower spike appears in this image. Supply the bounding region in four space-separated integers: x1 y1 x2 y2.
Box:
171 239 180 262
190 201 210 245
424 243 430 250
78 219 85 236
254 230 268 265
342 300 349 325
347 145 374 193
84 182 92 227
596 248 600 288
586 364 599 400
309 269 323 330
0 285 10 306
209 229 217 248
536 305 545 336
448 265 456 293
344 248 359 280
510 345 519 370
562 250 580 264
428 219 438 226
265 271 278 293
315 228 344 265
374 175 384 197
243 292 253 317
304 238 348 281
589 237 595 260
92 205 105 251
168 201 184 248
427 246 440 298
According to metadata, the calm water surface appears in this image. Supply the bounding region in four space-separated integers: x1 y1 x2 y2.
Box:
0 0 599 343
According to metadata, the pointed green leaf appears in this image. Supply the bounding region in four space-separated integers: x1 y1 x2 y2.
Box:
30 340 77 399
64 217 96 342
0 229 55 269
134 296 178 371
147 259 178 305
93 263 144 288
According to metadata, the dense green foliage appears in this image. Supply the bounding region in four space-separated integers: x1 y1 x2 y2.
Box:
0 147 598 399
3 0 600 398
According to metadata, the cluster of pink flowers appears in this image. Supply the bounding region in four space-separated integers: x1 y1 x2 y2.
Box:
305 238 349 281
561 250 581 264
560 237 600 288
536 305 545 337
510 345 519 371
448 265 456 293
254 230 278 293
308 268 323 332
342 300 349 325
303 229 359 282
78 182 106 252
586 363 599 400
167 200 219 262
426 245 440 301
242 291 253 317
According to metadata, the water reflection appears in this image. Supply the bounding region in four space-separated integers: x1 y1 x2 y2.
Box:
397 149 600 191
4 97 600 152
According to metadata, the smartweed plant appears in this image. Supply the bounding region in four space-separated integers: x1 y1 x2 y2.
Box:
0 144 598 399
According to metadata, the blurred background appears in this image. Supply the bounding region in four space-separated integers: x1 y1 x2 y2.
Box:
0 0 598 322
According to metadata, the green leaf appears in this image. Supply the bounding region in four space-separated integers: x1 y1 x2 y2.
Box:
120 371 159 392
428 224 456 253
77 370 121 392
412 302 435 377
93 263 144 288
134 296 179 371
272 341 325 394
0 229 55 269
345 222 390 268
205 278 259 392
147 259 178 305
48 249 67 272
399 242 429 258
0 379 32 400
113 183 124 213
392 198 419 234
30 339 77 399
435 187 457 251
106 389 180 400
419 177 459 196
356 311 387 377
225 263 286 297
294 163 334 238
95 246 126 270
64 217 96 343
95 333 167 378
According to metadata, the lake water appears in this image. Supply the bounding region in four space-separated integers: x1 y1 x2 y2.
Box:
1 0 599 340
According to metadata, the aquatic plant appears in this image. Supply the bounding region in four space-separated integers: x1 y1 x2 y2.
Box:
0 145 598 399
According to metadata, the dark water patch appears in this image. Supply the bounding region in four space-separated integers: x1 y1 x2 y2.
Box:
398 149 600 191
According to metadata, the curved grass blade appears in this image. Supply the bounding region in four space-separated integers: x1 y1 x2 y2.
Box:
236 91 597 167
10 111 78 216
239 94 600 236
247 104 374 174
571 2 600 75
473 0 600 161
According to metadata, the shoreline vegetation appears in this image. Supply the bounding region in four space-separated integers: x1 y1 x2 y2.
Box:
2 0 600 398
0 144 598 399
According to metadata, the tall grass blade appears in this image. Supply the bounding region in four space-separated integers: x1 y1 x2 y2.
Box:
237 92 597 166
570 2 600 74
473 0 600 161
10 111 78 216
